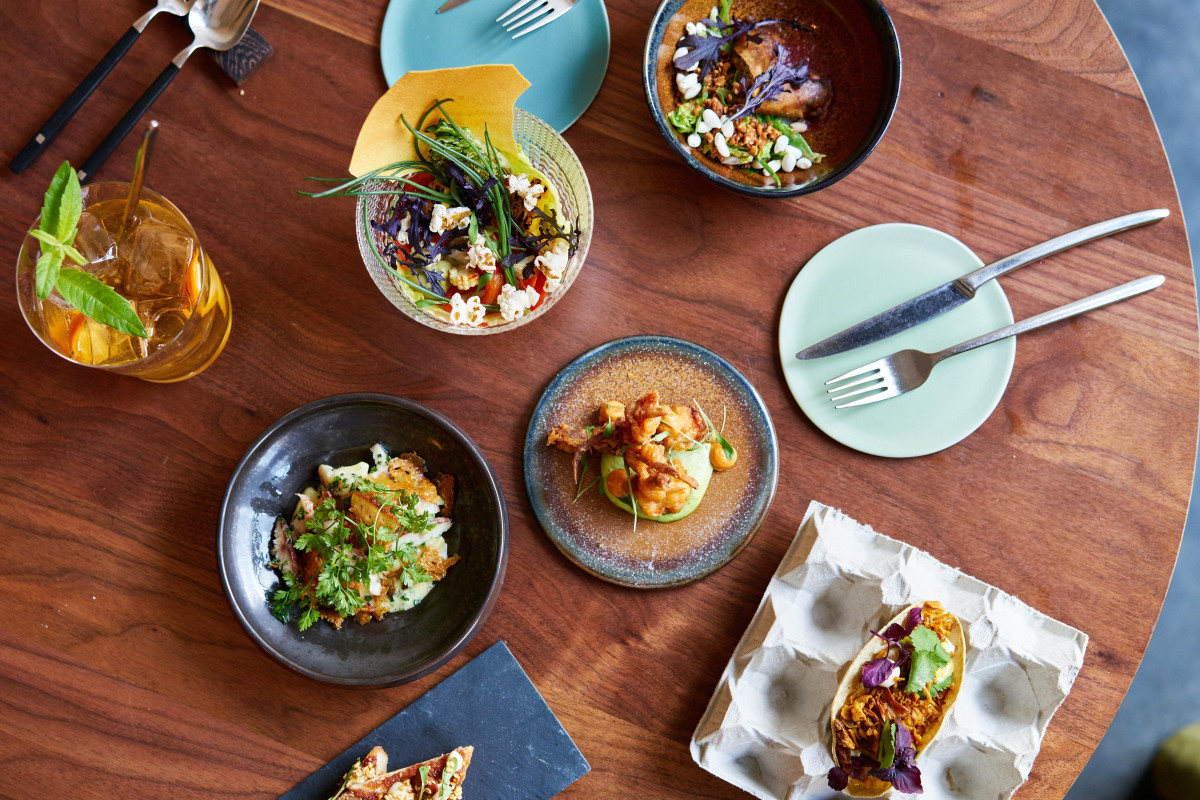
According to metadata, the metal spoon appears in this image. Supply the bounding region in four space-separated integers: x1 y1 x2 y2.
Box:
78 0 261 182
9 0 195 175
118 121 160 242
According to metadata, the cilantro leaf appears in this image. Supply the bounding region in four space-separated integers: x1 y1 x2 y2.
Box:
55 268 148 337
905 624 951 692
930 670 955 694
877 722 897 769
905 649 942 693
908 625 941 653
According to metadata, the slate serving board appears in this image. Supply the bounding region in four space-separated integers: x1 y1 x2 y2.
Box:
280 641 589 800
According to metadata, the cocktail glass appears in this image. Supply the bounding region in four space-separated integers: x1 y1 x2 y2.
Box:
15 182 231 382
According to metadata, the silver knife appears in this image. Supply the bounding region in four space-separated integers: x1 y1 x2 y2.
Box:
437 0 471 12
795 208 1170 360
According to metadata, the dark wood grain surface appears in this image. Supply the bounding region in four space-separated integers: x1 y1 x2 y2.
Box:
1 0 1195 798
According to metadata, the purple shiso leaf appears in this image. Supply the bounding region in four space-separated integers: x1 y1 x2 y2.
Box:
870 723 923 794
826 767 849 791
862 657 896 688
890 762 923 794
905 605 923 633
729 46 809 121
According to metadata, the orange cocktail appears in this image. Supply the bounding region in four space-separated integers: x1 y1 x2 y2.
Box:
16 182 231 382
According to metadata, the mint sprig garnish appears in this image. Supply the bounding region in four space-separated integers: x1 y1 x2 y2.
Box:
33 162 148 339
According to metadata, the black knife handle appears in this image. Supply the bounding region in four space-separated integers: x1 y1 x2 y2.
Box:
10 26 143 174
78 62 181 182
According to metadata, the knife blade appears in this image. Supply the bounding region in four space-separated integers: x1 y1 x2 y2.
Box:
437 0 471 12
794 208 1170 360
797 280 972 360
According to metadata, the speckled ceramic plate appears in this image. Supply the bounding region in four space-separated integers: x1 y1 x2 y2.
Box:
524 336 778 589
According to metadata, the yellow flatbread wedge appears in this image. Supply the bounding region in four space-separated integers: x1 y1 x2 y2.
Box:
349 65 531 177
830 602 966 797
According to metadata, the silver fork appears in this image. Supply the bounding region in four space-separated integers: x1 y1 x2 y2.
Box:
497 0 577 38
826 275 1165 408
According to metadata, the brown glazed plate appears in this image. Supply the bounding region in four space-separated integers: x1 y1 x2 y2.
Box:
523 336 778 588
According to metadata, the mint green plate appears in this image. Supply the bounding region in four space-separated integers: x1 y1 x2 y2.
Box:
779 224 1016 458
380 0 610 133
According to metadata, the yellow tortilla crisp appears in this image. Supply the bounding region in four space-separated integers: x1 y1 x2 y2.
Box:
349 65 531 177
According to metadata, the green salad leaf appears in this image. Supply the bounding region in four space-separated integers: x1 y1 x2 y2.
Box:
668 102 701 135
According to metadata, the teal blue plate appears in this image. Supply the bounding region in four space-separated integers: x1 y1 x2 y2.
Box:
380 0 611 133
779 224 1016 458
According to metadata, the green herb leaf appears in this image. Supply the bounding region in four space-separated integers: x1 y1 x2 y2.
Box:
668 103 700 135
904 625 952 693
930 670 954 694
908 625 940 653
41 161 82 243
55 268 148 338
877 721 897 769
417 766 431 800
29 229 60 248
61 243 87 266
34 248 64 300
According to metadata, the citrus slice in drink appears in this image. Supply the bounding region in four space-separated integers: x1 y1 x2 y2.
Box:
68 315 100 364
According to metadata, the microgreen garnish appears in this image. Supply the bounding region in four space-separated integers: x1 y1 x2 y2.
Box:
729 45 811 122
271 480 435 631
32 162 148 338
417 766 431 800
674 19 769 79
693 400 735 463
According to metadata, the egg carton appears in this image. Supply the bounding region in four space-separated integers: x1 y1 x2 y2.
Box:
691 502 1088 800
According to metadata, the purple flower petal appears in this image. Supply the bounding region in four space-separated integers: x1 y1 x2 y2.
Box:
862 656 896 688
826 767 849 791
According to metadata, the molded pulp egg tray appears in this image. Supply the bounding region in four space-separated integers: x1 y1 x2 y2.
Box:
691 502 1089 800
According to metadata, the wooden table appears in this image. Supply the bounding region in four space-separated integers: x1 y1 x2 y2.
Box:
2 0 1196 797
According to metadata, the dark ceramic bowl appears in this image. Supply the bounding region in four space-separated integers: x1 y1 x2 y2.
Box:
642 0 901 199
218 394 508 687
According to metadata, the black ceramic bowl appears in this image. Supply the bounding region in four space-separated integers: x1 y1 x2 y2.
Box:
642 0 901 199
218 393 508 687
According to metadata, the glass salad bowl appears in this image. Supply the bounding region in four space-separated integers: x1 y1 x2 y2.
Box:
355 109 594 335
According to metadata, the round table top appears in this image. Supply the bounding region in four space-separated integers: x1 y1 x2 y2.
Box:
1 0 1196 798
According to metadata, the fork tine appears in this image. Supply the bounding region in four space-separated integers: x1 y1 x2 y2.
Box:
834 389 895 409
824 361 884 386
497 0 538 22
824 371 881 392
829 379 887 403
511 6 568 37
505 2 550 29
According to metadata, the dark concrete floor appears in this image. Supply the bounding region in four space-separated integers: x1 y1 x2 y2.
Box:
1065 2 1200 798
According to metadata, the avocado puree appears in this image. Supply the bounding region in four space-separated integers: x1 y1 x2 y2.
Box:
600 443 714 522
